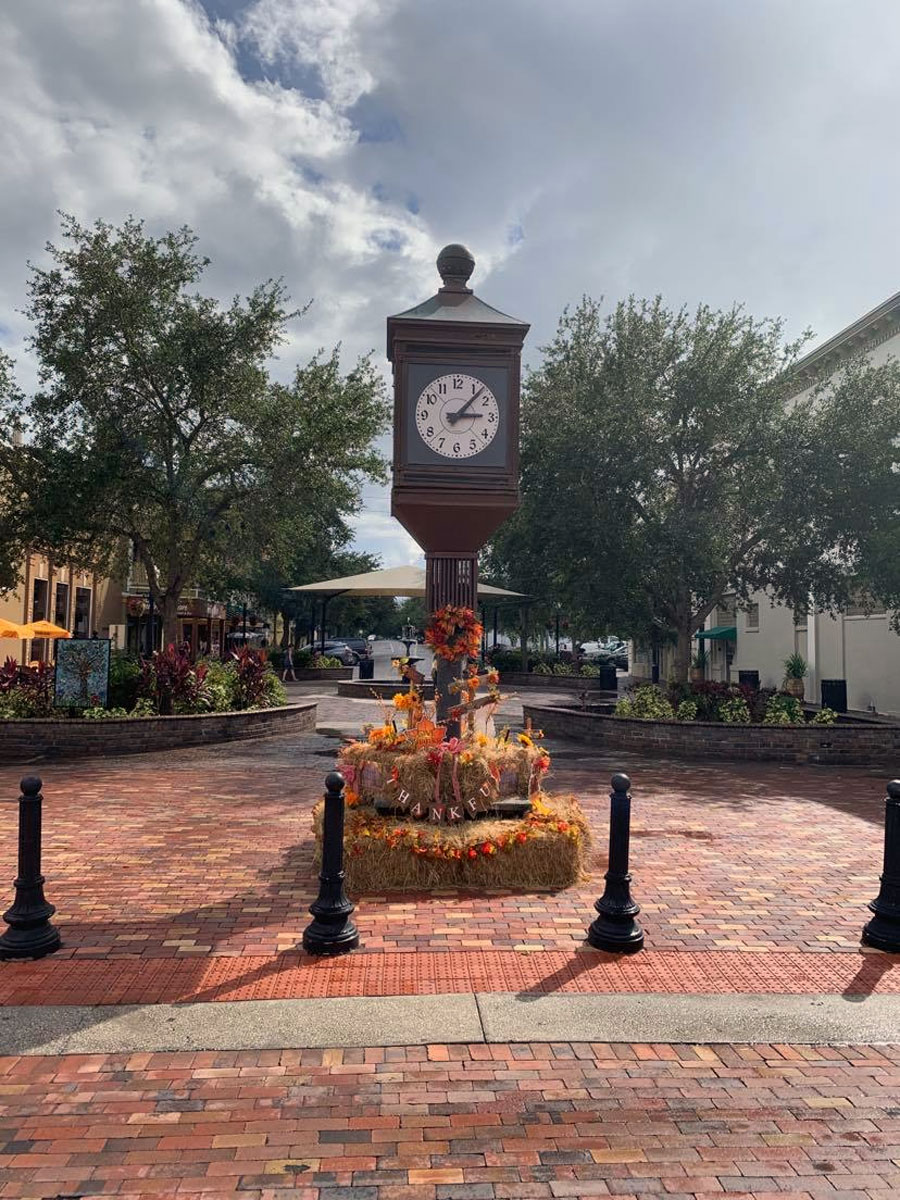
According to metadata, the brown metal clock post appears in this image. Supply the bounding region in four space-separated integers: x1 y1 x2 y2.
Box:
388 245 529 730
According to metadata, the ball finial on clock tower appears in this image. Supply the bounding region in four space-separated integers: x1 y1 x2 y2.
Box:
436 243 475 293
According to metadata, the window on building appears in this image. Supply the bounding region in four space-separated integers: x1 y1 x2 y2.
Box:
845 591 886 618
715 597 736 626
31 578 48 623
74 587 92 637
744 602 759 630
54 582 69 629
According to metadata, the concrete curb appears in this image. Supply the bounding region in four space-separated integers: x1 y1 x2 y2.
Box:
2 992 899 1054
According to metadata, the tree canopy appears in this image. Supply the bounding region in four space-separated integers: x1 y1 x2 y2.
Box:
487 296 900 680
0 215 389 641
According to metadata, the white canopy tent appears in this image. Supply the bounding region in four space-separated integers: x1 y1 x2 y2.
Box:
289 565 527 654
289 564 525 600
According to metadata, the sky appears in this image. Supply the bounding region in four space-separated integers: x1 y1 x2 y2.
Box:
3 0 900 570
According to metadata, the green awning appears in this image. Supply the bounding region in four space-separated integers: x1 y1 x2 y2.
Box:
696 625 737 640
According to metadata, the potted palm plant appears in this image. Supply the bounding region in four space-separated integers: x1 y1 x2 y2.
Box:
690 648 707 683
783 652 808 699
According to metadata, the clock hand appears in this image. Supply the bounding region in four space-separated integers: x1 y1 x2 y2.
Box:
447 385 486 424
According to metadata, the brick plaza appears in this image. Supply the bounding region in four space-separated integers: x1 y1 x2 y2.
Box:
0 685 898 1197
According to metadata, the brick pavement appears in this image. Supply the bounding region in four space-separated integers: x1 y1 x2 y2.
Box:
0 721 891 974
0 1041 898 1198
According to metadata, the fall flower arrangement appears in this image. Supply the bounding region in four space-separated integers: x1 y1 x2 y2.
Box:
424 604 483 663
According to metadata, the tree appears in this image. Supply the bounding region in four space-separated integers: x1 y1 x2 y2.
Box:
0 215 389 642
488 296 900 681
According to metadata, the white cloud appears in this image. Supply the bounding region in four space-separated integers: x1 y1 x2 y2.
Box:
4 0 900 566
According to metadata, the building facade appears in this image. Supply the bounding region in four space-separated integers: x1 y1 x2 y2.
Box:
632 290 900 714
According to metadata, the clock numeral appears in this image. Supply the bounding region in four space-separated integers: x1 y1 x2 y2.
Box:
438 437 445 448
426 427 434 439
437 382 447 395
472 382 479 394
482 429 489 439
419 410 428 422
482 396 490 405
469 438 477 451
426 392 437 404
453 376 463 389
453 442 461 454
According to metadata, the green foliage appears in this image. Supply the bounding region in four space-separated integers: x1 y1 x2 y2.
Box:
0 215 389 640
675 698 699 722
763 693 805 725
719 695 751 724
260 671 287 708
485 295 900 681
552 660 576 676
533 661 553 675
691 649 707 669
615 684 675 720
812 706 838 725
783 652 808 680
311 654 344 669
130 697 157 717
108 651 141 710
83 705 130 719
580 663 601 678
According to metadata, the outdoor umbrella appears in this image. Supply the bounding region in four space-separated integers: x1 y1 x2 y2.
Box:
18 620 72 639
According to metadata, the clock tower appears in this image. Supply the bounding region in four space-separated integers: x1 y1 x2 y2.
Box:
388 244 529 724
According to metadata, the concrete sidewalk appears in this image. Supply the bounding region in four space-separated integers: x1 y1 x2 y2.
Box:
3 991 900 1054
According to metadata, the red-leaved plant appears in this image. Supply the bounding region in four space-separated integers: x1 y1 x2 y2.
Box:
230 647 268 709
140 643 209 716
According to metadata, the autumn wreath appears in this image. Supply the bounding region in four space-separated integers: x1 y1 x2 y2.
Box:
424 604 483 663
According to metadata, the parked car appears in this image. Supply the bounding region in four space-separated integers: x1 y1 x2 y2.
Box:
579 640 628 670
340 638 373 659
320 641 358 665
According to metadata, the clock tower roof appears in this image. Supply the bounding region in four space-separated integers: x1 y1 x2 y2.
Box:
387 243 528 358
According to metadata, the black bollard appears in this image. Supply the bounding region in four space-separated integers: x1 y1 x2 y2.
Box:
587 772 644 953
0 776 61 960
302 771 360 956
861 779 900 953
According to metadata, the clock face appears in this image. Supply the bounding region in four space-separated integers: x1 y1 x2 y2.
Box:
414 373 500 459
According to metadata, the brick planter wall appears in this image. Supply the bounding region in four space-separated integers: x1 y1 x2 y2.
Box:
499 672 615 693
523 702 900 765
0 702 317 761
293 668 353 681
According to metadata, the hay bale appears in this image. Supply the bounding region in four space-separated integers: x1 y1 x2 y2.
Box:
312 794 590 894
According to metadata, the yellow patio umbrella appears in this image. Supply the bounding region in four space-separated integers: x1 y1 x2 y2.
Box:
18 620 72 639
0 618 27 638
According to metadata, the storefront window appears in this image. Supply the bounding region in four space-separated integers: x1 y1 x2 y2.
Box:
74 587 92 637
54 582 69 629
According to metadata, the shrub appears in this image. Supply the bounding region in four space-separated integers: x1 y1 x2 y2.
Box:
108 651 141 710
552 660 576 676
0 661 55 718
682 680 731 721
533 661 553 675
311 654 344 669
83 705 130 719
719 695 751 724
783 652 808 680
202 659 239 712
130 697 157 717
580 663 601 678
763 693 805 725
675 699 698 722
139 643 210 716
230 647 270 709
615 684 675 720
812 706 838 725
259 671 287 708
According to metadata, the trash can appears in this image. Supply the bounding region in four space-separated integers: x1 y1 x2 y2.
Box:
821 679 847 713
738 670 760 689
358 657 375 681
598 664 617 691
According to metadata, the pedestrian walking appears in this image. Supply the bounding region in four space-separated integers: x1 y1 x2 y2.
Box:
282 644 296 683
